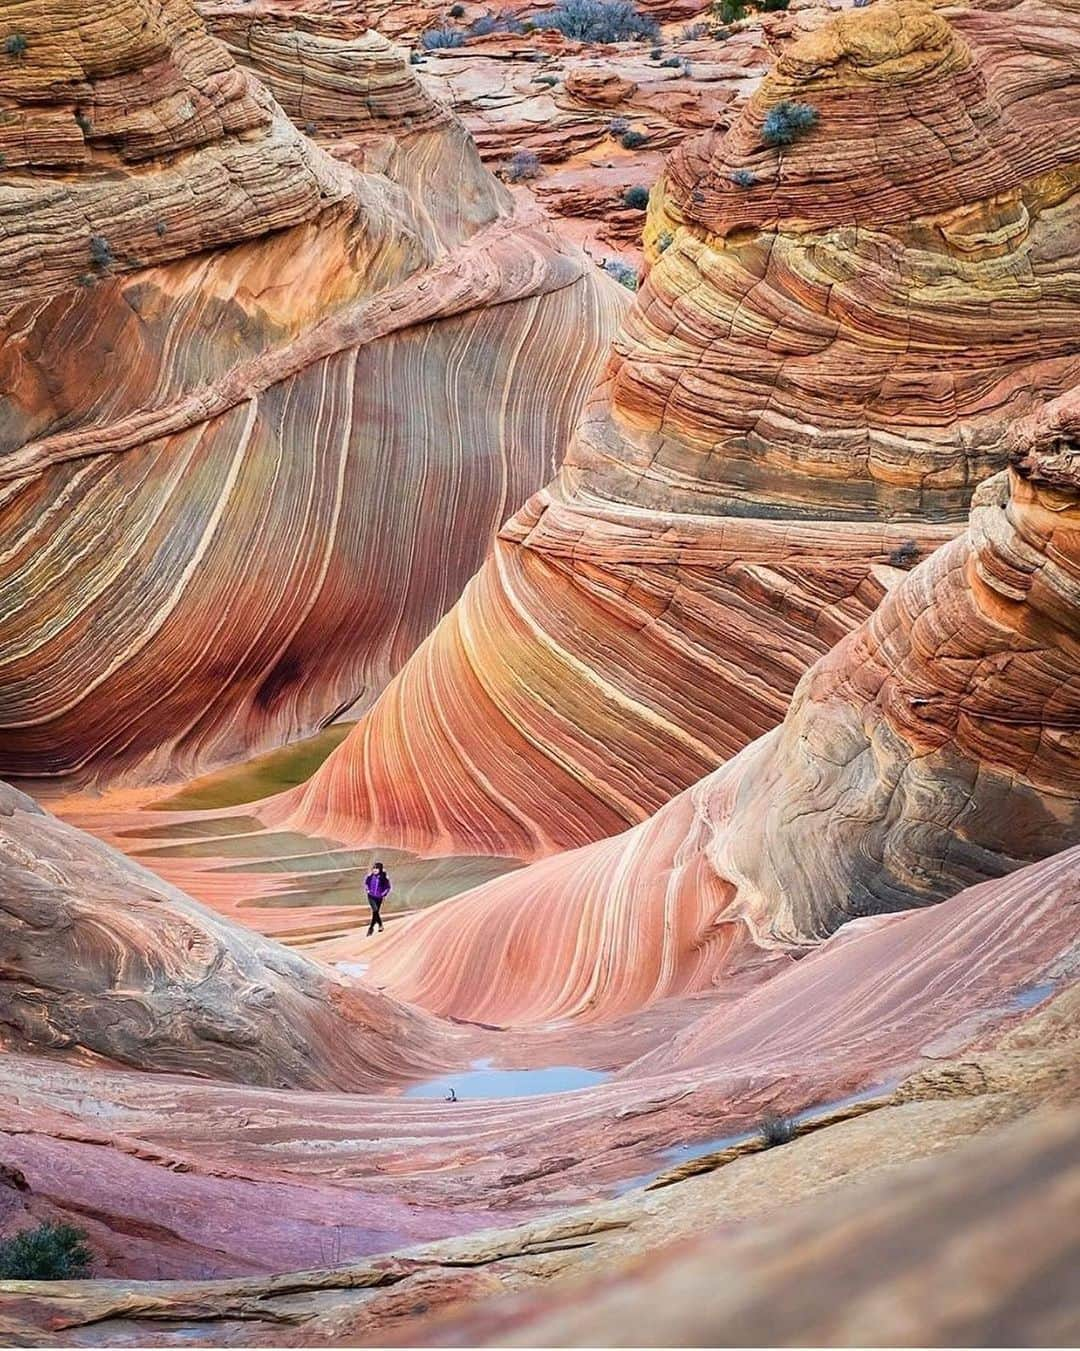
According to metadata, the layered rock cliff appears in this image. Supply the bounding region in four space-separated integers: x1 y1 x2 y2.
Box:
360 395 1080 1024
275 0 1080 861
0 0 623 787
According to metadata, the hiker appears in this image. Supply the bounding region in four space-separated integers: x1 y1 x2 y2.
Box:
365 861 391 935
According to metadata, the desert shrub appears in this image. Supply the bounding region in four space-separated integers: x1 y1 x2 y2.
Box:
449 3 466 14
468 13 525 34
853 0 871 7
89 234 114 269
4 33 27 58
730 167 756 187
304 120 317 135
505 148 541 181
682 21 709 38
759 1114 797 1147
534 72 559 85
620 128 648 149
887 539 919 567
657 229 673 251
716 0 787 19
532 0 660 43
603 258 638 290
622 184 650 209
761 99 818 146
0 1223 92 1280
608 116 630 136
409 50 424 62
75 111 92 135
660 55 682 66
421 24 465 48
649 46 663 58
154 219 168 236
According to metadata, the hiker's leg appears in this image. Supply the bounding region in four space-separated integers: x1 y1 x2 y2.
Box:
367 904 377 936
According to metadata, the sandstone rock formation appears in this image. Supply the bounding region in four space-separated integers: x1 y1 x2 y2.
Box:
274 0 1080 862
0 847 1075 1325
0 0 623 787
0 780 453 1087
358 404 1080 1023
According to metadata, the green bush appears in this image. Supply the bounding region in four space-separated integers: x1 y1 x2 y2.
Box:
759 1114 796 1147
0 1224 92 1280
730 167 756 187
603 258 638 290
620 129 648 149
622 184 650 209
449 3 466 14
761 99 818 147
89 234 114 269
4 33 27 58
532 0 660 42
657 229 673 252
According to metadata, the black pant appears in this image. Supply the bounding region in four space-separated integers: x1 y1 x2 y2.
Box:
367 898 384 935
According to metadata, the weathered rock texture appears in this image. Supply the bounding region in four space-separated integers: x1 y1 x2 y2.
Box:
0 0 624 787
0 780 454 1087
0 851 1075 1325
275 0 1080 862
360 408 1080 1024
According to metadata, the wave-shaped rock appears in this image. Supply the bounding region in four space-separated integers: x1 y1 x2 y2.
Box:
0 779 453 1086
0 0 624 787
275 0 1080 861
360 403 1080 1023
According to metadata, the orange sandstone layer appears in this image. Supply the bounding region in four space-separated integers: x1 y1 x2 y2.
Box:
0 0 624 788
360 409 1080 1024
276 0 1080 861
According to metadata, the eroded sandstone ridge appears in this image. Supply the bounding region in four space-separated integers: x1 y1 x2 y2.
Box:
0 0 623 786
276 0 1080 861
0 780 451 1087
360 399 1080 1024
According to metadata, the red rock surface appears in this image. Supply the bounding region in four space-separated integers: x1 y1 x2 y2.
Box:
0 780 455 1087
0 0 624 789
274 0 1080 863
356 416 1080 1023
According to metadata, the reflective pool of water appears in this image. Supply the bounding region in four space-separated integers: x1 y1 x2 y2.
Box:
403 1059 611 1100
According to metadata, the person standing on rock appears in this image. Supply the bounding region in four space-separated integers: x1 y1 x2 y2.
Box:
365 861 391 936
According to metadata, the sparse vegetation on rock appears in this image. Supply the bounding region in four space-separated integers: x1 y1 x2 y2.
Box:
603 258 639 289
4 33 27 59
421 25 465 49
623 184 650 209
505 149 541 182
731 167 756 187
761 100 818 147
620 128 649 149
759 1114 797 1147
89 234 114 270
0 1223 92 1280
533 0 660 43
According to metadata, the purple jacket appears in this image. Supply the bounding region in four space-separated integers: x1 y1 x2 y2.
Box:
365 870 391 900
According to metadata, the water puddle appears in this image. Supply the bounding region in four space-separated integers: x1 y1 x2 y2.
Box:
403 1059 611 1100
1009 979 1057 1011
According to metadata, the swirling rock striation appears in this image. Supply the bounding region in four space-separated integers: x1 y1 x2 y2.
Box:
0 780 452 1086
277 0 1080 861
360 407 1080 1024
198 0 511 250
0 0 624 786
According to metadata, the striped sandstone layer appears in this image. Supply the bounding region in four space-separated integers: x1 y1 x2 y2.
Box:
0 847 1074 1295
0 0 624 787
360 404 1080 1025
0 781 454 1087
277 0 1080 861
